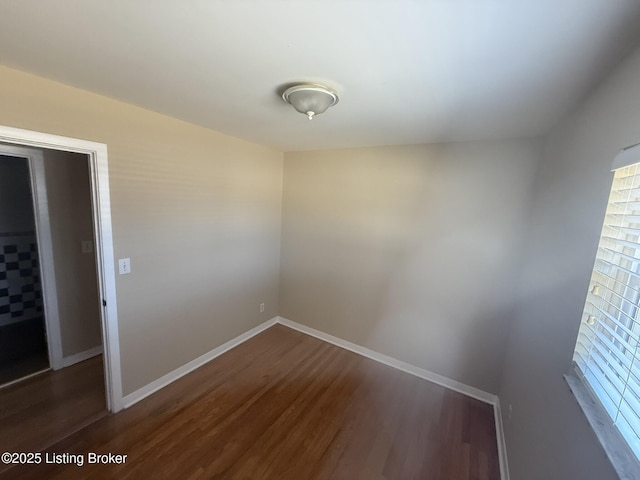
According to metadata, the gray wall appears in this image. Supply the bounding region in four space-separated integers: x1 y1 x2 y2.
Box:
43 150 102 358
498 43 640 479
280 140 541 393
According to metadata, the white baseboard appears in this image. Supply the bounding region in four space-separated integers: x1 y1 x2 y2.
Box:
122 317 278 408
494 398 510 480
62 345 103 368
276 316 497 405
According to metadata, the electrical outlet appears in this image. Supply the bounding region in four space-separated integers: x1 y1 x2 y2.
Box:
260 303 265 313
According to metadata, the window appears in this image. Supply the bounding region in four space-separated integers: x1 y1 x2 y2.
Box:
573 144 640 463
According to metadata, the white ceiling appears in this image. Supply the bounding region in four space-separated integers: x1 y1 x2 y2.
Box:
1 1 640 151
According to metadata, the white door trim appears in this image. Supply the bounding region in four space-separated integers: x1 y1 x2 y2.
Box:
0 125 123 412
0 144 64 371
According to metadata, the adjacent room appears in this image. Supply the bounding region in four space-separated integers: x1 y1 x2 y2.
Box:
1 1 640 479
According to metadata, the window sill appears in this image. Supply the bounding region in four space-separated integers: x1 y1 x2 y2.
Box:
564 373 640 480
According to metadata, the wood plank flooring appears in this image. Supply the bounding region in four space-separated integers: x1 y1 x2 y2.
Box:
0 355 107 474
0 325 499 480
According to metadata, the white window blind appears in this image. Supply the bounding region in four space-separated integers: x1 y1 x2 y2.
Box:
573 157 640 460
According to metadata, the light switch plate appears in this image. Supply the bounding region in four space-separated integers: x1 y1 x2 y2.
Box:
118 258 131 275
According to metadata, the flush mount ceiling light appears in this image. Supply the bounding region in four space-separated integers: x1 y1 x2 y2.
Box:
281 83 339 120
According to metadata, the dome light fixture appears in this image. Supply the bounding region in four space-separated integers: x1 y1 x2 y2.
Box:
281 83 339 120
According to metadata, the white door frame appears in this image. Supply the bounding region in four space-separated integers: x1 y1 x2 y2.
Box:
0 144 64 371
0 125 123 412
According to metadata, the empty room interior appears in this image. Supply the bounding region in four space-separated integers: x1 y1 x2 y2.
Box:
2 1 640 479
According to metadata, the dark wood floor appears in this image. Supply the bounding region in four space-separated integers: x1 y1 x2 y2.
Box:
0 355 107 474
1 325 499 480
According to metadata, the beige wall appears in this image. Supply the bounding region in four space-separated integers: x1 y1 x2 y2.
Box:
497 44 640 480
0 66 283 396
280 140 541 393
43 150 102 358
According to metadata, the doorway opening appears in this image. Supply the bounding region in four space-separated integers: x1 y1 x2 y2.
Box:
0 126 122 413
0 146 108 390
